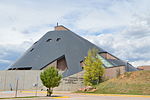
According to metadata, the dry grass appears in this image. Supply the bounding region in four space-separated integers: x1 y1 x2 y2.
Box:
91 71 150 95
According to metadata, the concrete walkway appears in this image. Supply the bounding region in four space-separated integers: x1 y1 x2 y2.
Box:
0 90 150 100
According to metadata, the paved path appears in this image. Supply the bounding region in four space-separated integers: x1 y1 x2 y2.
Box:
0 91 150 100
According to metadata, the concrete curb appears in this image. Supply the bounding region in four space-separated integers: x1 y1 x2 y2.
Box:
21 91 150 98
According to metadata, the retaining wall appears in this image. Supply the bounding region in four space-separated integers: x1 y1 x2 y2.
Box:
0 66 125 91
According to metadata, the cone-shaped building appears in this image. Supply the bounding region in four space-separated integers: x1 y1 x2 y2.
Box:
8 25 137 77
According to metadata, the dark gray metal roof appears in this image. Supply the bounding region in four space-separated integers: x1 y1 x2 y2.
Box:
9 30 106 77
9 29 137 77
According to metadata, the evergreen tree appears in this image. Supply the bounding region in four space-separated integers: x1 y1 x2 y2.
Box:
83 48 105 86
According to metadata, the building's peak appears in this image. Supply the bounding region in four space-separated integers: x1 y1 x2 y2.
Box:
54 25 70 31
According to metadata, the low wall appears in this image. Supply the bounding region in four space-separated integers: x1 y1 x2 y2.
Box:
54 71 84 91
0 70 42 91
0 66 126 91
104 66 126 79
0 70 84 91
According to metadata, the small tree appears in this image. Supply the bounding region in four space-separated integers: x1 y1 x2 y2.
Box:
83 48 105 86
40 66 62 96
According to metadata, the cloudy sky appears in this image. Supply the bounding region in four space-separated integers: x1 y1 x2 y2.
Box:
0 0 150 70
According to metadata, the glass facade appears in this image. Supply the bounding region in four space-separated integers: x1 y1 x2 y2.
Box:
97 54 113 68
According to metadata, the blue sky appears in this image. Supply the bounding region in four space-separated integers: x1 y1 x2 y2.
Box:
0 0 150 70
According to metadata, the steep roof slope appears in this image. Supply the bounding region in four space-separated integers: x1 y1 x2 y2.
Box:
9 26 137 77
9 30 106 77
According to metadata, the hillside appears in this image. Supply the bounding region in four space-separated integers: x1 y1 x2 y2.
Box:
93 71 150 95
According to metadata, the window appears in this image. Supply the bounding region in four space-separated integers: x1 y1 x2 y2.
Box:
46 39 52 42
57 56 68 71
56 38 61 41
17 67 32 70
8 67 32 70
80 61 84 70
34 41 38 44
8 68 12 70
30 48 34 52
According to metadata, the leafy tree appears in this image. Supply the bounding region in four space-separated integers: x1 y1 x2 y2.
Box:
40 66 62 96
83 48 105 86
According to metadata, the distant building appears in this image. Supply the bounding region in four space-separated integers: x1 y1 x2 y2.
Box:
137 65 150 70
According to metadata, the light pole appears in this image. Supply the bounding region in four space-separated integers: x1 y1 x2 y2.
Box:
15 77 19 97
35 76 38 96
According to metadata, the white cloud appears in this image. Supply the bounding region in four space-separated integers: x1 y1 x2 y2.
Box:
0 0 150 68
84 15 150 67
73 0 150 33
131 60 150 67
0 59 11 64
0 0 79 46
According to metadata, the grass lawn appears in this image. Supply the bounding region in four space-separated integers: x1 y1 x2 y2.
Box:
77 70 150 95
